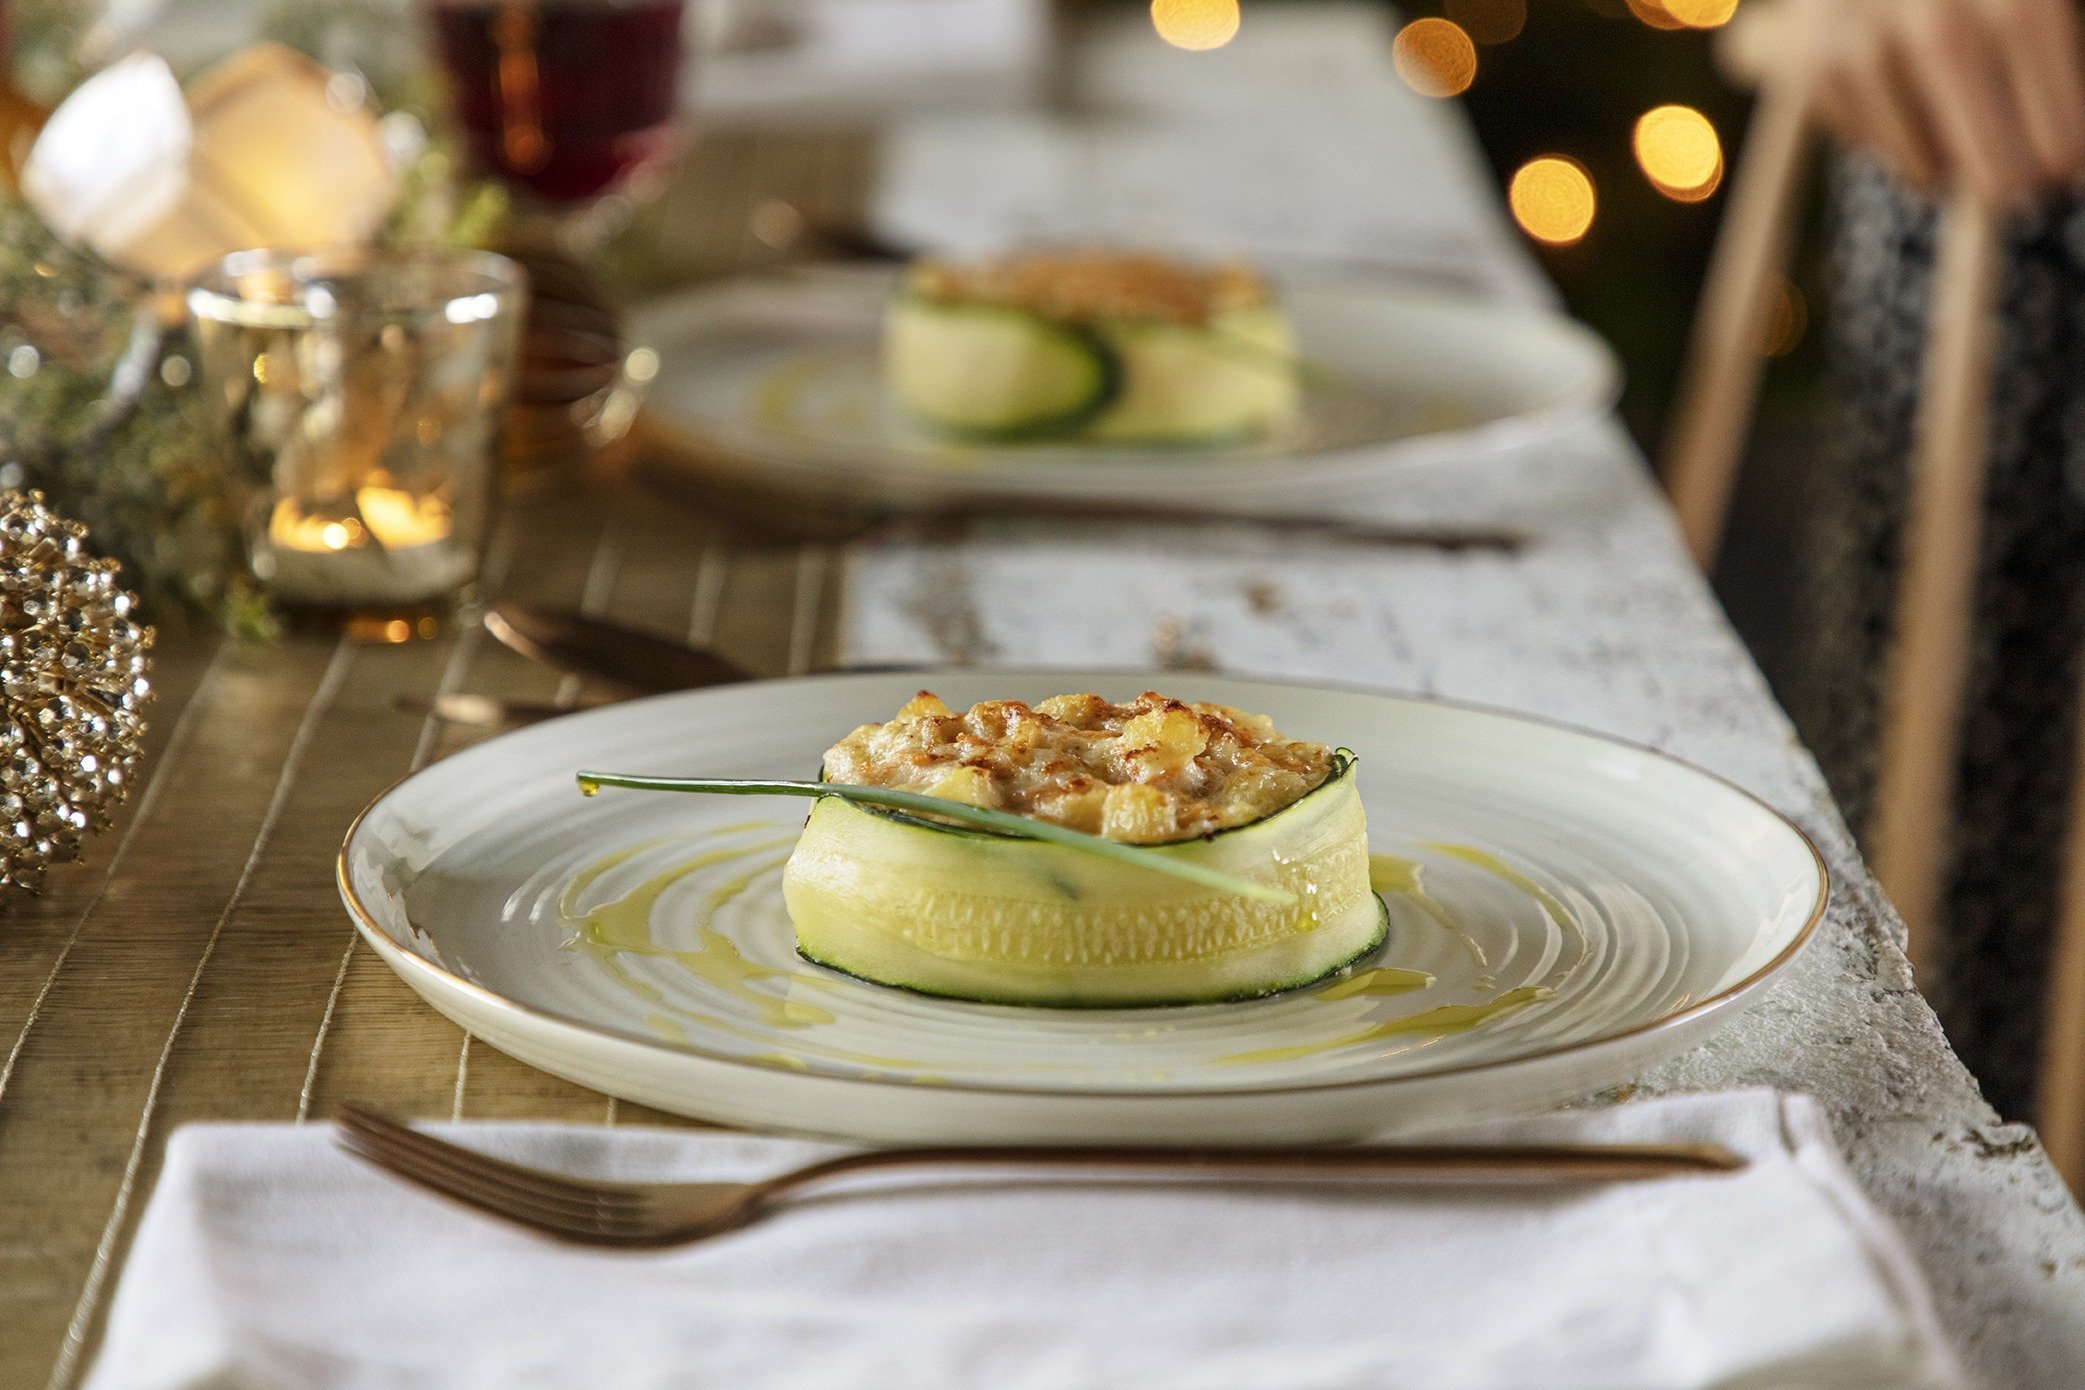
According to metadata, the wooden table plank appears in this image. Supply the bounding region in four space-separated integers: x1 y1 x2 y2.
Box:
0 635 222 1083
153 637 481 1122
0 124 868 1378
0 639 351 1387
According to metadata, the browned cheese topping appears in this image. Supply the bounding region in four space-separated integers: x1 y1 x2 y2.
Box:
906 251 1273 328
821 691 1335 844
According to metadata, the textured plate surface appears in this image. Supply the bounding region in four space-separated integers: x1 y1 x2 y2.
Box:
341 671 1823 1142
630 266 1620 511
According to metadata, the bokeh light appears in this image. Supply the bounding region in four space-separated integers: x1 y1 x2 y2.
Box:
1626 0 1740 27
1445 0 1527 45
1762 276 1808 356
1393 18 1478 99
1509 157 1596 246
1151 0 1240 52
1662 0 1741 27
1625 0 1687 29
1633 104 1723 201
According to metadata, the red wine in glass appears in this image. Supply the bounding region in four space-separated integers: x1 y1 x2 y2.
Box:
428 0 688 205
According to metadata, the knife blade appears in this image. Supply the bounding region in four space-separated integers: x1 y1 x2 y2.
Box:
483 604 760 697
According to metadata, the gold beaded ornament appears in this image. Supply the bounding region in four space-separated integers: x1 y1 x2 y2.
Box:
0 491 152 896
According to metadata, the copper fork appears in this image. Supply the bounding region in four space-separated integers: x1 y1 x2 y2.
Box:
337 1105 1745 1249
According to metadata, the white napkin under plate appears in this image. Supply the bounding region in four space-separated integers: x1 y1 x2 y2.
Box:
83 1091 1963 1390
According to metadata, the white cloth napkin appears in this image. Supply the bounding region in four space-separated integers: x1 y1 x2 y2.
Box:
84 1091 1962 1390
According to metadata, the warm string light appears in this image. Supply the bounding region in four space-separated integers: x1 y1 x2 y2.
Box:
1393 18 1478 98
1509 157 1597 246
1150 0 1240 52
1627 0 1740 29
1145 2 1727 261
1660 0 1741 28
1625 0 1687 30
1633 104 1723 201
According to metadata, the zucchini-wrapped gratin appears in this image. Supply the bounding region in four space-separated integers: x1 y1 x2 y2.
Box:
883 251 1300 445
782 692 1383 1006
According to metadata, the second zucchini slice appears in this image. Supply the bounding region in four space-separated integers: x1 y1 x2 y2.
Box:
884 298 1118 438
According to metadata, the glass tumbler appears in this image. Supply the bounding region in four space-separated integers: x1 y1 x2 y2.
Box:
425 0 691 251
186 246 526 638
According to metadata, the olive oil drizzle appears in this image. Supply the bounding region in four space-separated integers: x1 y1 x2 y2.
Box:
559 835 834 1030
643 1013 689 1044
555 832 1581 1080
1369 852 1492 981
1421 840 1594 994
1314 965 1434 1001
559 835 953 1079
1421 842 1584 947
1214 986 1554 1066
1271 845 1323 931
751 350 852 442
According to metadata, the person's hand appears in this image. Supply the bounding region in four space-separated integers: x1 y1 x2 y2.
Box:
1791 0 2085 206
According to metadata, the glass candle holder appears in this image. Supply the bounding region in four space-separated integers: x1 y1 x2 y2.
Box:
186 246 525 638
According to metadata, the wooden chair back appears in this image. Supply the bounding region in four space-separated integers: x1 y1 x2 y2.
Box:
1662 3 2085 1189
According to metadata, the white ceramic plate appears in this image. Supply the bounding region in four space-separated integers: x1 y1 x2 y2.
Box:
342 671 1823 1143
629 266 1620 512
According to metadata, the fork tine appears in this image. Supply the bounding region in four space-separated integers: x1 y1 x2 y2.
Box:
341 1137 614 1242
338 1106 649 1212
339 1131 655 1241
335 1120 657 1238
337 1128 620 1225
343 1134 713 1249
339 1128 747 1248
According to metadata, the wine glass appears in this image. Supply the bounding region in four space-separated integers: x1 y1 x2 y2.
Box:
425 0 690 249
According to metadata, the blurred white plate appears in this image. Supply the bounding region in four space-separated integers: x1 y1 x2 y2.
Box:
341 670 1823 1144
629 265 1619 512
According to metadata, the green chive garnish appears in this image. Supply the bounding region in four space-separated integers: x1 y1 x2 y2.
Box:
574 772 1297 905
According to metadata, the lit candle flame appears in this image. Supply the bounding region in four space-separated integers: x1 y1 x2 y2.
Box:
269 486 451 553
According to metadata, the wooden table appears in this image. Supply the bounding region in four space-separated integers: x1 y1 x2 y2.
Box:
6 8 2085 1386
0 120 872 1387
